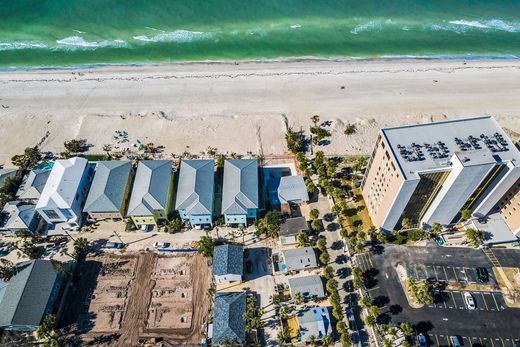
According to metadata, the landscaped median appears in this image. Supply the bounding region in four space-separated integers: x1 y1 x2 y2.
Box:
494 266 520 308
395 263 432 309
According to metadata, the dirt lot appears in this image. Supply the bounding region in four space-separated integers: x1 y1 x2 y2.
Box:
72 252 211 346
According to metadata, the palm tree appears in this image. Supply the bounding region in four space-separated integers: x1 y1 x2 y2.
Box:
0 259 16 281
279 305 289 319
269 294 280 307
293 292 303 305
308 335 318 347
277 326 290 345
73 237 89 257
400 322 413 337
322 334 332 346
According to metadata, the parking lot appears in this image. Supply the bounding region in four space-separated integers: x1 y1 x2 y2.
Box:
426 334 519 347
429 290 505 311
354 244 520 342
404 264 497 285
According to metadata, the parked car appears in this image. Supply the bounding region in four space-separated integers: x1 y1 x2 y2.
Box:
153 242 170 248
476 267 489 283
417 333 428 347
346 308 355 329
450 336 461 347
464 291 476 310
140 224 152 232
104 242 124 249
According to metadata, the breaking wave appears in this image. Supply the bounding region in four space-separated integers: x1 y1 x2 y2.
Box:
132 30 213 42
56 36 127 50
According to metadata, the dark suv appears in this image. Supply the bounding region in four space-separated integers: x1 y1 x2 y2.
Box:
476 267 489 283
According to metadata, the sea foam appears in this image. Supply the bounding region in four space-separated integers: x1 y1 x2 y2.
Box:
133 30 213 43
56 36 127 49
350 21 382 35
0 42 47 50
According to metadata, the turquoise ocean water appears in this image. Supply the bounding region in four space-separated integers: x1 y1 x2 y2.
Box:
1 0 520 68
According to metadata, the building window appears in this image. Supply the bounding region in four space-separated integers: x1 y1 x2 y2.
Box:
43 209 60 219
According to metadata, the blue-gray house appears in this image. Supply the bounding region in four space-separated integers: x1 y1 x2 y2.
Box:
0 260 64 331
213 292 246 345
222 159 259 226
175 160 215 228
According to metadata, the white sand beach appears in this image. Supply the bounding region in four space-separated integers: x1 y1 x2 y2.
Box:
0 59 519 166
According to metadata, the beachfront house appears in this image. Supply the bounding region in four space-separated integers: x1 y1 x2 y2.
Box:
83 161 132 220
16 166 52 203
213 244 243 285
277 175 309 215
35 157 93 231
279 216 309 245
288 275 326 300
0 201 44 236
175 160 214 229
295 307 331 342
221 159 259 226
126 160 173 228
212 292 247 346
0 260 64 331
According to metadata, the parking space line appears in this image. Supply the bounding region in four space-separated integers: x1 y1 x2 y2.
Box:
460 291 468 309
445 335 451 346
462 267 470 283
450 291 457 309
452 266 459 282
443 266 449 282
492 293 501 310
432 266 440 281
480 337 484 346
481 292 489 310
500 338 505 347
434 334 440 346
491 338 495 347
367 253 373 268
464 337 472 347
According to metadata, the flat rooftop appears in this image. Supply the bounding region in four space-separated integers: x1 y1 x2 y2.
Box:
381 116 520 180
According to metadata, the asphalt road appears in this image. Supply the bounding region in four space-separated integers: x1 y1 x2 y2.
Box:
354 244 520 345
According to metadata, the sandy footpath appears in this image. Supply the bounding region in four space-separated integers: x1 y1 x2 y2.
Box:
0 59 519 166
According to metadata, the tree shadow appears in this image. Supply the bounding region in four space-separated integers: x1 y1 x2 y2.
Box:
326 223 339 232
335 254 348 264
388 304 402 315
330 240 344 250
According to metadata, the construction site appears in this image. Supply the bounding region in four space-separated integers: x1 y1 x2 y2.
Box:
74 252 211 346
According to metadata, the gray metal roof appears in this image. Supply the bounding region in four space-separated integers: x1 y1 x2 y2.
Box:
213 292 246 345
280 217 308 237
16 168 51 201
0 201 37 231
84 161 132 213
0 169 17 187
296 307 331 342
277 175 309 205
282 247 318 271
288 275 325 298
175 160 214 215
0 260 60 328
213 244 243 276
381 116 520 180
127 160 172 216
221 160 259 215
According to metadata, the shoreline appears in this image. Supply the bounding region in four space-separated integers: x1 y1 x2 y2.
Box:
1 58 519 167
1 54 520 73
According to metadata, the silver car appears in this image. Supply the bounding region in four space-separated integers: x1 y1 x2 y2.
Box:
464 292 476 310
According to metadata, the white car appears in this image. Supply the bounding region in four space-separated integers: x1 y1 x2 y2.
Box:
464 292 476 310
153 242 170 249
